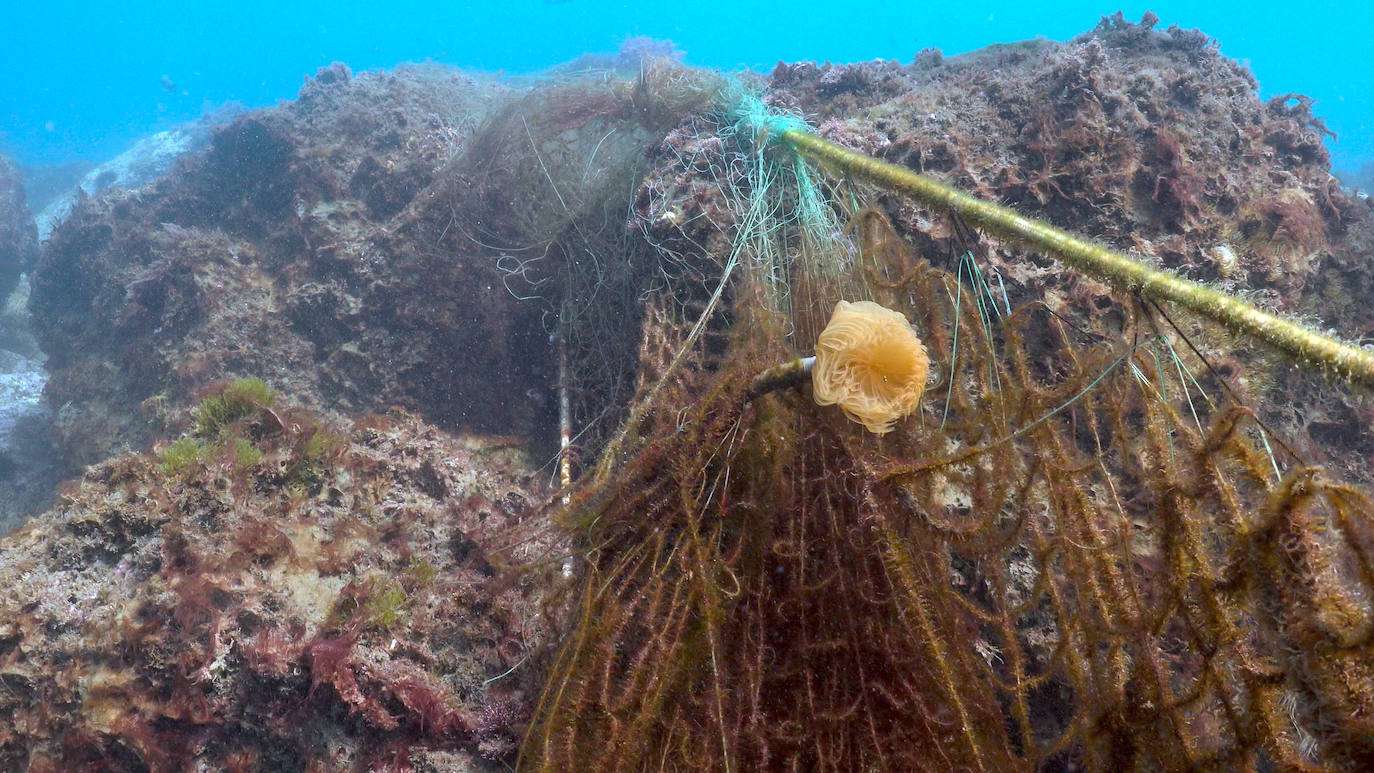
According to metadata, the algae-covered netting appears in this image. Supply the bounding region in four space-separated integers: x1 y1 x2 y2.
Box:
512 90 1374 771
412 61 724 454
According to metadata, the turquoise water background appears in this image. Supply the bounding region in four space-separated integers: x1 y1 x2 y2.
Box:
2 1 1371 175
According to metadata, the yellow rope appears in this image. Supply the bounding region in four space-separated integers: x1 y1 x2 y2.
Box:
780 127 1374 390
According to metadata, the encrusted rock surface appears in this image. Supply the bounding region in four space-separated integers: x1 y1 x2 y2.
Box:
0 391 562 771
0 345 56 533
0 156 39 310
29 63 540 473
640 11 1374 480
0 154 53 532
9 13 1374 770
32 104 244 242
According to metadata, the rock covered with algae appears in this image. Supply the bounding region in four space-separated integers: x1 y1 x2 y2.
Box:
747 11 1374 481
8 12 1374 770
0 388 562 771
27 63 541 475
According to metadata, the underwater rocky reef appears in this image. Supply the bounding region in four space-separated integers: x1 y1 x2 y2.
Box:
0 381 557 770
4 12 1374 771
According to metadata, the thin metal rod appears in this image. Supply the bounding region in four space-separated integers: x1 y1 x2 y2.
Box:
557 312 573 505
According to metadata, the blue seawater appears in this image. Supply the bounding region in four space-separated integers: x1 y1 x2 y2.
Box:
1 1 1371 177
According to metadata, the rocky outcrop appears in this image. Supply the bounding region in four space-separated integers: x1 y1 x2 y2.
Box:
644 12 1374 479
0 388 563 770
11 17 1374 769
28 64 541 471
0 155 52 532
32 105 242 241
0 156 38 306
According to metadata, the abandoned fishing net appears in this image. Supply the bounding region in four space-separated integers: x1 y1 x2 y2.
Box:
469 69 1374 769
403 59 723 455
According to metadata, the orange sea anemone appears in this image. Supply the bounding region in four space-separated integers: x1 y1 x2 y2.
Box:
811 300 930 434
